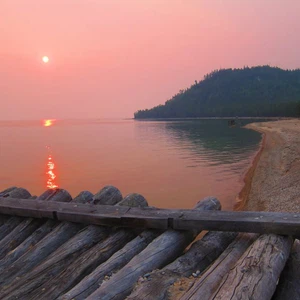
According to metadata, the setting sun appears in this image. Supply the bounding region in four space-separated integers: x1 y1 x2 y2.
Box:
42 56 49 63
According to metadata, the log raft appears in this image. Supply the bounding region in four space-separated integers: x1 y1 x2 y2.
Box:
0 186 299 300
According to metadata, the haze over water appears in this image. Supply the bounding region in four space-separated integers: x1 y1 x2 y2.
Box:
0 119 261 209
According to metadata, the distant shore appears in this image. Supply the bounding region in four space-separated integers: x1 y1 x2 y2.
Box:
133 117 293 121
236 119 300 212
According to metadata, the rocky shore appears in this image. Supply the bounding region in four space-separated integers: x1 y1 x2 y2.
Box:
239 119 300 212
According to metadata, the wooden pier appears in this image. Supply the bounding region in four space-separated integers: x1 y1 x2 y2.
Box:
0 186 299 299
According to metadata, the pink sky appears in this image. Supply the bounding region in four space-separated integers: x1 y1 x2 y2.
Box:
1 0 300 120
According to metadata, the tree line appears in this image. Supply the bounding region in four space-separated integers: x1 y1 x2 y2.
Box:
134 66 300 119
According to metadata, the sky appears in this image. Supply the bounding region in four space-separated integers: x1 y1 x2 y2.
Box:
1 0 300 120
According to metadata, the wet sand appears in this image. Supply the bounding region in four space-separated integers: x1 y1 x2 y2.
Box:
238 119 300 212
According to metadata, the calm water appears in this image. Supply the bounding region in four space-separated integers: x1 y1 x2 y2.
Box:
0 119 262 210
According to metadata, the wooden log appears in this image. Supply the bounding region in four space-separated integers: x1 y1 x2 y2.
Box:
117 193 148 207
0 187 32 240
180 233 258 300
0 216 24 241
29 194 149 300
73 190 94 203
212 234 293 300
2 187 31 199
0 219 57 272
60 230 160 300
86 197 221 300
92 185 123 205
0 189 72 271
0 188 81 289
0 217 45 260
2 191 143 300
127 231 238 300
0 187 18 196
37 188 73 202
273 239 300 299
29 229 138 300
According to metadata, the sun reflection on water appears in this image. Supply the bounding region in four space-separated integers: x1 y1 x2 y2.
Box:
46 148 58 189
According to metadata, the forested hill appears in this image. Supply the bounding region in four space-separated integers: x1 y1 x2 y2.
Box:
134 66 300 119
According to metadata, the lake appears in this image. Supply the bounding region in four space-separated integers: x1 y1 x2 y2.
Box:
0 119 262 210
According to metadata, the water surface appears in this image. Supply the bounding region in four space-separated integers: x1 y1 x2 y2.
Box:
0 119 262 209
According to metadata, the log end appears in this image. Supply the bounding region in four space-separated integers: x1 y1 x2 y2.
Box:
117 193 148 208
93 186 122 205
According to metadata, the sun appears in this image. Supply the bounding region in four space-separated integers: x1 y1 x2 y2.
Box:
42 56 49 63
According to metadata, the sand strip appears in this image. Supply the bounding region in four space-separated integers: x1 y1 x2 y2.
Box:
237 119 300 212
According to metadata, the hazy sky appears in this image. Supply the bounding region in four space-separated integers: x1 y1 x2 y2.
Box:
1 0 300 120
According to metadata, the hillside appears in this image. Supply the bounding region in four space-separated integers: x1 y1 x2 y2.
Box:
134 66 300 119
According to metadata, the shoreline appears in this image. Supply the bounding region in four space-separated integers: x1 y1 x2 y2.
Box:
235 119 300 212
234 128 266 211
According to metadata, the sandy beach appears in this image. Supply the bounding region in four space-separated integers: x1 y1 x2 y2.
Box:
239 119 300 212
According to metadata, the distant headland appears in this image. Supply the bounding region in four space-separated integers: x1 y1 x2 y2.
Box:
134 66 300 119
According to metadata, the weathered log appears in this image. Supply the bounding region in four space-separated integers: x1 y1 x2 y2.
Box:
60 230 159 300
0 219 57 272
179 233 258 300
92 185 123 205
117 193 148 207
0 188 79 289
212 234 293 300
0 187 18 196
0 217 45 260
73 190 94 203
0 216 24 241
127 231 238 300
0 187 32 240
3 191 143 300
0 189 72 272
0 187 17 225
3 187 31 199
87 197 221 300
273 239 300 299
37 188 72 202
30 229 138 300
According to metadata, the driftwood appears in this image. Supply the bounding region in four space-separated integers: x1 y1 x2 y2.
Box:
212 234 293 300
127 231 238 300
87 197 221 300
180 233 258 300
60 230 160 300
273 239 300 299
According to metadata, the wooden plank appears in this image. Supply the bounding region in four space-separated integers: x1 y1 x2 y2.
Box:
1 196 300 235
